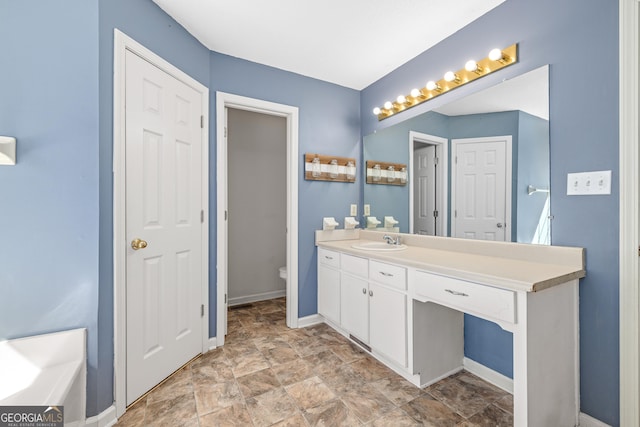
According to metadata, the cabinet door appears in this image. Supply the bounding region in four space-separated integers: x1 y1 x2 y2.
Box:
340 273 369 343
318 264 340 324
369 283 407 368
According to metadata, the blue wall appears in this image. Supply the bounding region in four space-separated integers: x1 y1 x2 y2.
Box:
361 0 619 424
0 0 101 415
517 112 550 244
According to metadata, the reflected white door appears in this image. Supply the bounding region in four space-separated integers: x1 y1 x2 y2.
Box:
451 137 511 241
414 145 437 235
125 50 203 404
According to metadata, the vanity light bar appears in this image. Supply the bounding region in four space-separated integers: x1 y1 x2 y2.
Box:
373 44 518 121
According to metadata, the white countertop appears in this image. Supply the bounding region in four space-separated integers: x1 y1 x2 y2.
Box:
316 231 585 293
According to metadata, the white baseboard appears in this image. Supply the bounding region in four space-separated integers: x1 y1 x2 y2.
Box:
228 290 286 306
463 357 514 394
579 412 612 427
85 405 117 427
297 314 324 328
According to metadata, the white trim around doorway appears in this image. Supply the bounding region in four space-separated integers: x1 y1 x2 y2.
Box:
619 0 639 424
112 29 209 418
215 92 299 347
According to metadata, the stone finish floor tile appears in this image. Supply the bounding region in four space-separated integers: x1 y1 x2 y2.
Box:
302 399 361 427
245 387 299 427
114 298 513 426
236 368 281 398
284 376 336 410
401 394 465 426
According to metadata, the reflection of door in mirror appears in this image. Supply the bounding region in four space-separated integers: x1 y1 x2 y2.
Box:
451 136 512 241
409 132 448 236
414 145 436 235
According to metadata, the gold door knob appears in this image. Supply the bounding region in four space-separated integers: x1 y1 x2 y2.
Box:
131 238 148 250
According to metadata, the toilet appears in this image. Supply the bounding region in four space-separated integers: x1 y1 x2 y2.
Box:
279 266 287 280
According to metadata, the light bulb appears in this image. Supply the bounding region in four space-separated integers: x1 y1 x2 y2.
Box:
384 101 393 110
373 107 381 115
465 60 478 72
410 88 421 98
426 81 439 91
489 48 503 61
444 71 458 82
396 95 406 104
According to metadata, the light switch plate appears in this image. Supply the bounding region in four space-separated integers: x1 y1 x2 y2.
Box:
567 170 611 195
364 204 371 216
350 204 357 216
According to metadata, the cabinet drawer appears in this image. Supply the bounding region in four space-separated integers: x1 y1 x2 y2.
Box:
341 254 368 277
413 271 515 324
318 247 340 268
369 260 407 290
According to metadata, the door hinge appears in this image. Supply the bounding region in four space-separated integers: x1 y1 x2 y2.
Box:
200 115 204 129
434 156 439 165
433 210 439 218
454 156 458 164
638 245 640 257
224 126 227 138
201 210 204 223
225 294 227 304
201 304 204 317
454 210 457 218
225 210 228 221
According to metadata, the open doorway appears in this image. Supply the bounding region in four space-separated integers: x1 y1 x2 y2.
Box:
227 108 286 306
216 93 299 347
408 131 448 236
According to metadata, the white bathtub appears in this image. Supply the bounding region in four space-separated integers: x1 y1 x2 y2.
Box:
0 328 87 426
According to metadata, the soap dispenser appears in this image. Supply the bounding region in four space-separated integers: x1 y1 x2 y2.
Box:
366 216 381 229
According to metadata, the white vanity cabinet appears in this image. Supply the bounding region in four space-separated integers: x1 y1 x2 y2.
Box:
368 260 407 368
315 230 585 427
339 254 369 343
317 247 341 325
319 250 409 370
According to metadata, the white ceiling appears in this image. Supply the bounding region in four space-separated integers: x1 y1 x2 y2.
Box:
152 0 505 90
435 65 549 120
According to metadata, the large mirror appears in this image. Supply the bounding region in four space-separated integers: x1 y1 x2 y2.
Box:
363 65 550 244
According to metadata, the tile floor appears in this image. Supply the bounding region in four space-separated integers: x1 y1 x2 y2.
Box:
115 298 513 426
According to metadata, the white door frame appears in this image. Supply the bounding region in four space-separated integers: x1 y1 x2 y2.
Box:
112 29 209 417
450 136 512 240
408 131 448 236
619 0 639 423
216 92 299 346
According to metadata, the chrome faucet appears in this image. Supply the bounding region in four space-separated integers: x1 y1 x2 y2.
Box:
383 234 401 245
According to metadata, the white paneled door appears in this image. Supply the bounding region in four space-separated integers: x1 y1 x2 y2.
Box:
451 137 511 241
125 50 203 405
414 145 437 235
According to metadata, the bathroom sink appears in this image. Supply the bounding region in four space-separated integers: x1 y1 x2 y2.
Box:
351 241 407 251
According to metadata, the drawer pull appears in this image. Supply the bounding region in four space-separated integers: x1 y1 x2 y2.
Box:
369 290 373 297
445 289 469 297
325 256 334 260
379 271 394 277
362 288 367 294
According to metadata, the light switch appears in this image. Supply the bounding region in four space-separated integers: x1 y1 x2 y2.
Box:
364 204 371 216
567 170 611 195
350 204 357 216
